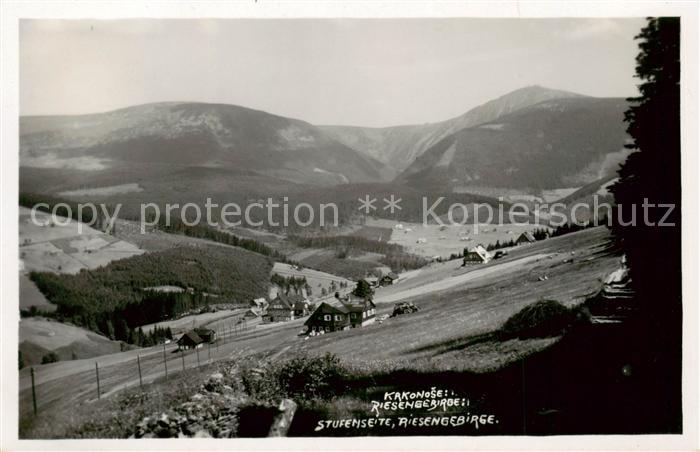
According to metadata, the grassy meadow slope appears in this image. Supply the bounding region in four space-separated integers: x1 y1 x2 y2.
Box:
19 317 125 366
297 227 618 369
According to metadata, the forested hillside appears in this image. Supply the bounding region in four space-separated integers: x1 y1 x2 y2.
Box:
29 245 272 344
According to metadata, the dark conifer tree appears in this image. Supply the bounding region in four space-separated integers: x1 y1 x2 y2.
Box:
609 17 681 429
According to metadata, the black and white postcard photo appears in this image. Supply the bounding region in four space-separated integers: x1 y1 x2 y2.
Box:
0 1 698 451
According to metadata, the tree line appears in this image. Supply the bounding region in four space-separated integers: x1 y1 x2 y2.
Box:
270 274 312 296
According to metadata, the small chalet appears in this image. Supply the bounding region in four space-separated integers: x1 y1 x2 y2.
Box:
516 231 536 245
264 293 309 322
264 294 294 322
293 299 311 318
250 297 269 311
245 307 263 318
194 327 217 343
463 245 491 264
304 294 376 334
177 331 203 350
379 272 399 286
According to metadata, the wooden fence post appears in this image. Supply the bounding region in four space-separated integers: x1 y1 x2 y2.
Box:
268 399 298 437
95 362 101 400
137 355 143 388
163 343 168 380
30 367 37 416
181 350 185 371
196 346 201 368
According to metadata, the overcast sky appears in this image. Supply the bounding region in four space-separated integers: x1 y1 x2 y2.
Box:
20 18 645 127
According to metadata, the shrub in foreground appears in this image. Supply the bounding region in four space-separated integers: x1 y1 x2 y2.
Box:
241 353 348 404
41 352 59 364
497 299 589 340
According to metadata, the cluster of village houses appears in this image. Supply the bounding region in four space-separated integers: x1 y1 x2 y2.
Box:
176 231 538 348
251 273 398 334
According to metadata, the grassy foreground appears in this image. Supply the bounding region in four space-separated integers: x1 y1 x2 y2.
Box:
21 296 678 438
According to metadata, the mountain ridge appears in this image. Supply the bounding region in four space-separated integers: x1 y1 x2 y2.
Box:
20 102 391 186
395 96 631 190
19 86 630 194
318 85 588 171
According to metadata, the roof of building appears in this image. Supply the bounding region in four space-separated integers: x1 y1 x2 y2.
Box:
178 330 203 345
467 245 490 260
304 297 374 325
286 293 307 303
517 231 536 242
272 293 307 309
292 301 309 310
245 308 261 317
194 327 215 336
342 300 375 313
337 294 375 312
251 297 267 307
269 294 294 309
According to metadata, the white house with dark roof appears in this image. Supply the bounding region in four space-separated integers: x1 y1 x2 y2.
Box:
463 244 491 264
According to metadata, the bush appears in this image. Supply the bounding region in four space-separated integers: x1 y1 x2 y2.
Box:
242 353 347 404
41 352 60 364
497 299 588 340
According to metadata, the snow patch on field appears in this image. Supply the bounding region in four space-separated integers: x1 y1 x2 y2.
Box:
21 153 111 171
541 187 581 203
313 167 349 183
436 143 457 167
19 207 144 274
59 183 143 197
20 318 91 350
479 123 505 130
278 125 316 147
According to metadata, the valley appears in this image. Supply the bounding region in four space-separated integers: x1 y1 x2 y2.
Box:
16 85 636 438
19 227 619 437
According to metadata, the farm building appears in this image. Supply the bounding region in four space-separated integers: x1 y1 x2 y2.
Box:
463 245 491 264
264 295 294 322
304 295 376 334
194 327 217 343
293 299 311 318
244 308 262 319
379 272 399 286
264 293 309 322
250 297 268 311
516 231 536 245
177 331 204 350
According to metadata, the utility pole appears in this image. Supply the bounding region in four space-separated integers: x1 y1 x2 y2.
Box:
30 367 37 416
95 362 101 399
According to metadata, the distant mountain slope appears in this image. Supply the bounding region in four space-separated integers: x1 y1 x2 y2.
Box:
318 86 586 171
396 97 631 190
20 102 389 186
